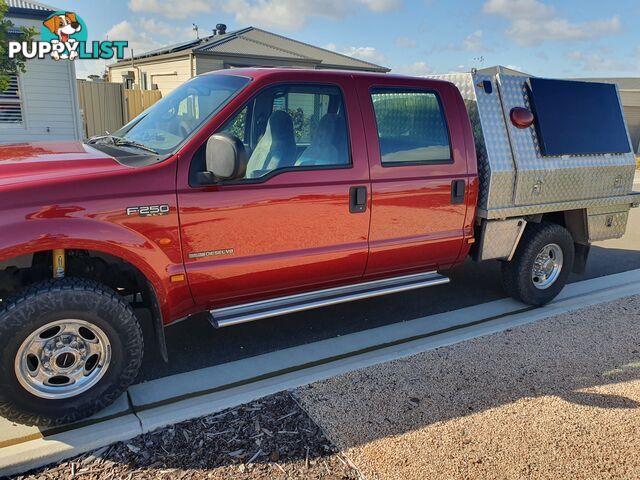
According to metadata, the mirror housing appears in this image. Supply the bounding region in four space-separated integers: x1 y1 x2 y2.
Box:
203 133 247 183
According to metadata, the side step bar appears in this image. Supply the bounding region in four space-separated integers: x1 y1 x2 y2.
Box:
209 271 450 328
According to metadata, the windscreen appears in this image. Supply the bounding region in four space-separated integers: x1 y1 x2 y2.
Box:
115 74 250 154
527 78 631 156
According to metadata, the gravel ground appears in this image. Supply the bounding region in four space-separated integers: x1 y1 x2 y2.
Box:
11 392 361 480
296 295 640 480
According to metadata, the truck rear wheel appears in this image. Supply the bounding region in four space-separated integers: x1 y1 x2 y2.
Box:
0 278 143 426
501 222 575 306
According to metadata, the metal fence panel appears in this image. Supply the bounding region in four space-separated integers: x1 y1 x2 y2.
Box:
77 82 163 139
124 89 162 121
77 80 125 138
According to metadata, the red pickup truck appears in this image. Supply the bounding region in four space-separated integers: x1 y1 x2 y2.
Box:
0 67 637 425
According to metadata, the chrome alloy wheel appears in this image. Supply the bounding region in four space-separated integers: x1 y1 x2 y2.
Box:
531 243 564 290
14 319 112 399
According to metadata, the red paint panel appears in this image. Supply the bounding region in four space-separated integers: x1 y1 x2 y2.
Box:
0 142 190 322
179 178 370 308
0 141 125 188
0 69 479 327
364 179 467 274
354 76 474 276
177 73 372 309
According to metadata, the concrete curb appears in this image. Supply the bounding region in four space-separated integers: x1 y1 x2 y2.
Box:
0 415 141 477
1 269 640 476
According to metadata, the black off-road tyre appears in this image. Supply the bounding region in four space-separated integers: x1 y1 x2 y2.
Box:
501 222 575 306
0 278 143 426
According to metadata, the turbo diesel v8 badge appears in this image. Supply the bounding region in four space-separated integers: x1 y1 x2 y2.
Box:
188 249 235 259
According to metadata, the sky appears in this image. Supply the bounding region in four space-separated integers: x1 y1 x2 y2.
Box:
43 0 640 79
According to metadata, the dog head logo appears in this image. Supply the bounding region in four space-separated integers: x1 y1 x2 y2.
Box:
43 12 82 42
41 11 86 60
9 11 127 62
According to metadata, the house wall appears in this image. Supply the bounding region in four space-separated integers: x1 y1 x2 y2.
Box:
109 54 319 97
0 16 82 144
579 79 640 154
617 91 640 152
195 56 225 75
195 54 317 73
623 106 640 153
108 56 193 97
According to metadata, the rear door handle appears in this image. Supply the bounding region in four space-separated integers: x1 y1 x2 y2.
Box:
451 179 466 204
349 186 367 213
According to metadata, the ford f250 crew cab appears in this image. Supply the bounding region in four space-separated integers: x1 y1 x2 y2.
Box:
0 66 637 425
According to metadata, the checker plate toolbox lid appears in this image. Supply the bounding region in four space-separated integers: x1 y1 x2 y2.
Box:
432 67 639 220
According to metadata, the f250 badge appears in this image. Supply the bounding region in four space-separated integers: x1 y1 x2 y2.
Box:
126 204 170 217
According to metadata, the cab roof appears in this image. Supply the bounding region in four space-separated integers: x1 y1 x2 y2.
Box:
202 67 443 84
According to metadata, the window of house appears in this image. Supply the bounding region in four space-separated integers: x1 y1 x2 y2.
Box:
370 89 452 165
218 84 350 180
0 74 23 126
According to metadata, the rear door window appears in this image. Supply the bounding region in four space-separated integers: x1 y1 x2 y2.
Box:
370 89 452 165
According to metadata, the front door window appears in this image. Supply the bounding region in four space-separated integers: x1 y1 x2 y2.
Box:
219 84 351 180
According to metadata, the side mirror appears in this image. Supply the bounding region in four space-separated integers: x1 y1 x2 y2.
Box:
203 133 247 183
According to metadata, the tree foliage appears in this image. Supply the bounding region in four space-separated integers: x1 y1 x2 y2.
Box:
0 0 37 92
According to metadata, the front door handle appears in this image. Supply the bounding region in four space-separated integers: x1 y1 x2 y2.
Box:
349 186 367 213
451 179 466 204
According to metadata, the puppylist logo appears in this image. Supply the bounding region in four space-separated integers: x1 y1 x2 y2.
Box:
8 11 128 61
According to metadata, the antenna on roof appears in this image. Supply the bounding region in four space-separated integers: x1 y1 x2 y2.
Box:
193 23 199 39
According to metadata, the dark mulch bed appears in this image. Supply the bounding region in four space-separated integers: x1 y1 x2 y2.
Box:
13 392 360 480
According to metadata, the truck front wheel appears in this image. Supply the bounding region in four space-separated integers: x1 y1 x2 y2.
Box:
0 278 143 426
501 222 575 306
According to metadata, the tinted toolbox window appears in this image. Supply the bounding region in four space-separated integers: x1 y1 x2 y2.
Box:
527 78 631 156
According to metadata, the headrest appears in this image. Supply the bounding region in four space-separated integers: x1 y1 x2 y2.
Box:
268 110 294 137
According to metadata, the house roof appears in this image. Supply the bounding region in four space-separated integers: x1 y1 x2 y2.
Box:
7 0 57 18
477 65 531 76
113 26 389 73
7 0 56 11
7 0 54 9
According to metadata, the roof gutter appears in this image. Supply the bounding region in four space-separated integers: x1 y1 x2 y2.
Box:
196 50 319 66
107 51 192 68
